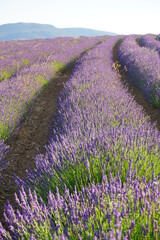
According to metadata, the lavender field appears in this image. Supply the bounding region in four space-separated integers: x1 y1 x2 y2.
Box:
0 36 103 140
0 34 160 239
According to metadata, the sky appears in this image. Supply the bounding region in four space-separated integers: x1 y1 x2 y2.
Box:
0 0 160 35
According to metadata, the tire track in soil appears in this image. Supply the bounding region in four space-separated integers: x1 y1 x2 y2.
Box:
0 64 75 225
113 38 160 132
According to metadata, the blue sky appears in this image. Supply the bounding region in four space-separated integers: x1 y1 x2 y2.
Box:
0 0 160 34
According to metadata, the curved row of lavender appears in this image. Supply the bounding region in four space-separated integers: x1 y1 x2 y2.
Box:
117 35 160 108
139 34 160 56
0 36 104 139
0 38 76 81
1 36 160 239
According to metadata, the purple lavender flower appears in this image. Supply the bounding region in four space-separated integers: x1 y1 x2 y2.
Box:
139 34 160 56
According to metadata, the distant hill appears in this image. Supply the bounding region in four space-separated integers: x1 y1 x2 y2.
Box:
0 22 117 41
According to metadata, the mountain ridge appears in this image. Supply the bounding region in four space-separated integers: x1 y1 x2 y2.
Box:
0 22 117 40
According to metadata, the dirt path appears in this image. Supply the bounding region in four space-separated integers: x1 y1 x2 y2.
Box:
113 39 160 131
0 63 74 224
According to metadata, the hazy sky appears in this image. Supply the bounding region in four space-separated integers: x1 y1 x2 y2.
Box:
0 0 160 35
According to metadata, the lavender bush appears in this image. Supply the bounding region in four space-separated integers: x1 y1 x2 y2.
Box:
1 36 160 239
117 35 160 108
139 34 160 56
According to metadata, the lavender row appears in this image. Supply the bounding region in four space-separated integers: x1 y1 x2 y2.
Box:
0 36 104 140
117 35 160 108
139 34 160 56
1 36 160 238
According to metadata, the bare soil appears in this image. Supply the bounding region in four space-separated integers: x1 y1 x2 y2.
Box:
0 64 74 224
113 38 160 131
